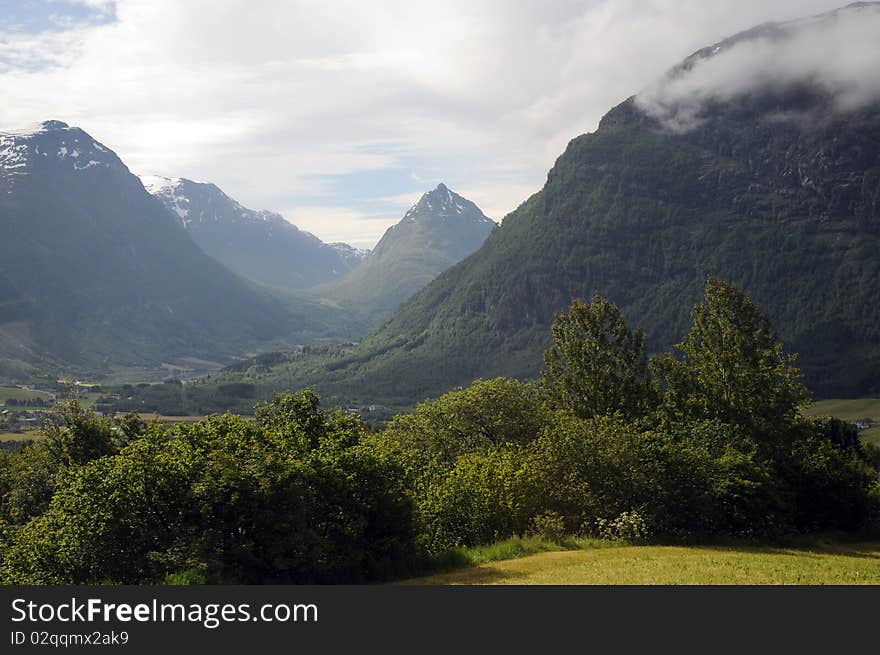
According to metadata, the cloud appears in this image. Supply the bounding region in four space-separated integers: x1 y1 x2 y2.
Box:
635 3 880 132
0 0 855 246
281 206 401 249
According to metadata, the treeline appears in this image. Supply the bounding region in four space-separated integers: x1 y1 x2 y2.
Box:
106 346 357 417
3 398 51 408
0 278 877 584
109 380 258 416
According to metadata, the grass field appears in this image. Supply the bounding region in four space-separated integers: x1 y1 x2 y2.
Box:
0 430 41 442
408 539 880 585
804 398 880 444
0 385 51 403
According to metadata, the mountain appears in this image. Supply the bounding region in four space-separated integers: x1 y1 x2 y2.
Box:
0 121 340 380
227 3 880 406
329 242 370 268
140 176 358 289
317 183 496 326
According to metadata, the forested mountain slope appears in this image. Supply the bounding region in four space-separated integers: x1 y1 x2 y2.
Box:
234 3 880 405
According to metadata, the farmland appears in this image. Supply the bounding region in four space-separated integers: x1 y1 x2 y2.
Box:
805 399 880 444
0 385 52 403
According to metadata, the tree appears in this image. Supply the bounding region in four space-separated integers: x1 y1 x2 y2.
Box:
254 388 327 453
42 400 117 467
656 277 809 444
542 295 649 419
2 393 417 585
381 378 550 470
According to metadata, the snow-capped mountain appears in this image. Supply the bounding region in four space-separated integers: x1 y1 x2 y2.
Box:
139 175 360 289
0 120 317 378
321 183 497 326
1 120 129 195
369 183 496 264
400 182 496 226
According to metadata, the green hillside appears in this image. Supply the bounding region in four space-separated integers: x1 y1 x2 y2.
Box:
187 88 880 410
326 93 880 404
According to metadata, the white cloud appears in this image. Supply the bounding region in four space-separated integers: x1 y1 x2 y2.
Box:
0 0 855 246
636 3 880 131
283 206 400 249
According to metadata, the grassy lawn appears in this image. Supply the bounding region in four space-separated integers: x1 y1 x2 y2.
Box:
804 398 880 444
407 540 880 585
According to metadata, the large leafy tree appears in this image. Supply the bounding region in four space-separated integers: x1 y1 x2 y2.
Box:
542 295 649 419
655 277 809 444
382 378 549 466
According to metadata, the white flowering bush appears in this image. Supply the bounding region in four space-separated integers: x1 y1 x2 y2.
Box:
596 510 650 543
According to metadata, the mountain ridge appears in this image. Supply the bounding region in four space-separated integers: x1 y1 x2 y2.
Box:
0 120 347 380
139 175 359 289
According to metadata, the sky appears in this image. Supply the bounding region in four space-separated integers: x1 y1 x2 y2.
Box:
0 0 857 247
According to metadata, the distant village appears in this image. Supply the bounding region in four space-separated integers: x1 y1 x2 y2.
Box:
0 382 112 449
0 389 56 435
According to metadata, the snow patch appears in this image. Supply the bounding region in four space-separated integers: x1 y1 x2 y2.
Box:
138 175 191 225
139 174 182 194
74 160 105 171
0 136 30 170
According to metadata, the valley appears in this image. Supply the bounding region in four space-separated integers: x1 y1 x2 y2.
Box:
2 1 880 590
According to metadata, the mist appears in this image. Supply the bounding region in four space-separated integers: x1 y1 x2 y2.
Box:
635 2 880 132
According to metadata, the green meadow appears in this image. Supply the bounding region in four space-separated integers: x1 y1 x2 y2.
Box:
0 386 51 403
409 539 880 585
805 399 880 444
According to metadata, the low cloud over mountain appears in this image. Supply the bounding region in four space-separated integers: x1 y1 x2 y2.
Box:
636 2 880 132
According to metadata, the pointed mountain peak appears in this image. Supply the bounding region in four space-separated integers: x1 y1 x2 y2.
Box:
402 183 496 226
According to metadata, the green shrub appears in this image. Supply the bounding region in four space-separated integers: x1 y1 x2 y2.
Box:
1 392 417 584
781 433 878 533
529 512 567 542
417 445 543 554
533 414 786 539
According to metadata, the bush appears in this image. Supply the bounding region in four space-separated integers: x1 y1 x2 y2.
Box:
529 512 567 542
781 433 878 533
417 446 542 554
380 377 550 473
1 392 417 584
532 414 786 539
596 511 650 543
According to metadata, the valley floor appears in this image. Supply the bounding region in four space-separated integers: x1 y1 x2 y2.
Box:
804 399 880 445
407 542 880 585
